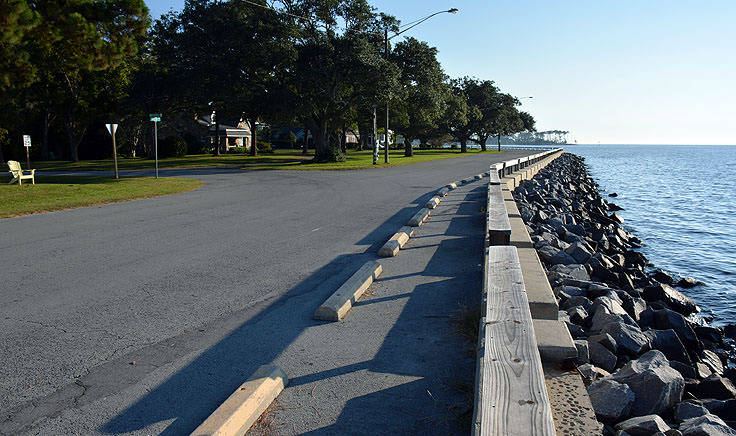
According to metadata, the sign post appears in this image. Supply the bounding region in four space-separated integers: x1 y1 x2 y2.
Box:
22 135 31 170
105 124 119 180
149 114 161 179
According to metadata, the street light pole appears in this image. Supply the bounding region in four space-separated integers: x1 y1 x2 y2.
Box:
385 26 389 164
381 8 458 165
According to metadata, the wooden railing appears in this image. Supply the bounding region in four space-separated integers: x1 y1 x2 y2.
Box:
473 148 563 436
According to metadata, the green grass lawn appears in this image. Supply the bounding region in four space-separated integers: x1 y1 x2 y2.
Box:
246 148 502 170
0 175 203 218
28 148 501 172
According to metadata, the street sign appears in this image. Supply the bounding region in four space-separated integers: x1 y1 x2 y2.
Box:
149 113 161 122
23 135 31 147
106 124 118 136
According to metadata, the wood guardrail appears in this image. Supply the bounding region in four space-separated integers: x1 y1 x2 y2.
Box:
474 148 563 435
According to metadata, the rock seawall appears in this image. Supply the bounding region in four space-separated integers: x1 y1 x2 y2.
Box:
513 153 736 435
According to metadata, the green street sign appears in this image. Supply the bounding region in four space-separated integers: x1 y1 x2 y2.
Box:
149 113 161 122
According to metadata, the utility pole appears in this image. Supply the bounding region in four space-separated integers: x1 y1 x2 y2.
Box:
105 124 119 180
385 26 389 164
372 106 378 164
150 113 161 178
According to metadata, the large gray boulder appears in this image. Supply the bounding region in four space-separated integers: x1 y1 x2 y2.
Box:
575 339 590 364
578 363 610 386
565 241 593 263
601 321 651 356
679 414 736 436
538 245 561 263
589 341 618 373
674 401 710 423
643 283 698 316
609 350 684 416
561 295 593 311
587 379 635 422
654 309 699 347
549 263 591 281
615 414 670 435
645 329 692 365
700 350 725 376
692 375 736 400
549 250 578 265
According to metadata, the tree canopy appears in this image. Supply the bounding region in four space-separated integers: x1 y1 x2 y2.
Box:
0 0 542 163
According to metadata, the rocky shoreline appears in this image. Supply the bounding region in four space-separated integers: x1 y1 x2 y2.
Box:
513 153 736 435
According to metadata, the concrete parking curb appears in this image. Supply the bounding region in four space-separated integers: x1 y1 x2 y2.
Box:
314 261 383 321
424 196 441 209
189 365 288 436
437 187 450 197
445 182 458 189
408 208 431 227
378 226 415 257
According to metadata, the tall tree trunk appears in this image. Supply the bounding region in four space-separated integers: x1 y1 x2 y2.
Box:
214 116 221 156
497 133 501 152
310 117 344 162
66 123 85 162
0 138 4 163
41 107 54 160
404 137 413 157
479 134 488 152
64 108 85 162
340 124 347 154
302 126 309 154
249 116 258 156
460 138 467 153
356 123 365 151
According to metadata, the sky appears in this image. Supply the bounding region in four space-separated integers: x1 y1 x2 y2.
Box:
145 0 736 145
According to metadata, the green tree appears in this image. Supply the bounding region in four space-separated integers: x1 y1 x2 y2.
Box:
446 77 479 153
519 111 536 132
0 0 39 90
490 93 523 152
463 78 499 152
289 0 399 162
391 38 447 157
36 0 149 161
151 0 296 157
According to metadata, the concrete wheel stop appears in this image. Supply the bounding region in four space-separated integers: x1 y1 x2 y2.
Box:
189 365 288 436
314 261 383 321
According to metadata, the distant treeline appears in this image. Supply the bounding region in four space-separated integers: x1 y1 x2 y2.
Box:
500 130 569 145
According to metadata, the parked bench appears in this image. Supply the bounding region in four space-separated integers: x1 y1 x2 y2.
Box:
7 160 35 185
473 245 555 436
487 183 511 245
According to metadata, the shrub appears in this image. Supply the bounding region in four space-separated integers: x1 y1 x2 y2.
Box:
256 141 273 153
228 146 247 154
183 133 204 155
159 136 187 158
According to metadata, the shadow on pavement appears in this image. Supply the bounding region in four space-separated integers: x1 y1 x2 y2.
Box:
95 190 444 435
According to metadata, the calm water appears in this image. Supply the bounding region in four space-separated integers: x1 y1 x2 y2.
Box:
560 144 736 326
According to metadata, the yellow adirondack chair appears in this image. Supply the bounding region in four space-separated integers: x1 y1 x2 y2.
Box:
7 160 35 185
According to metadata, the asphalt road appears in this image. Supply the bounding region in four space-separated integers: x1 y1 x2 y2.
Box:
0 150 534 435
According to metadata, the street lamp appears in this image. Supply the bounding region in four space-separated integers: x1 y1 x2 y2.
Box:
377 8 459 165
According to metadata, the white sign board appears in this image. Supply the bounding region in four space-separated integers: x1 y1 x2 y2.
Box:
105 124 118 136
23 135 31 147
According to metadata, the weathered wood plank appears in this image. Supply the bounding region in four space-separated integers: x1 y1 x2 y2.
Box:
487 184 511 245
489 167 501 185
480 246 555 436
